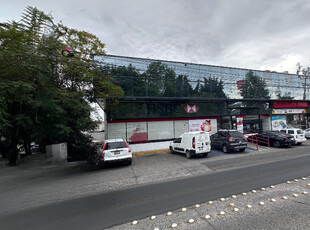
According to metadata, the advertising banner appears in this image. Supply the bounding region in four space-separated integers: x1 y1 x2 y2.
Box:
127 122 148 143
237 117 244 133
189 119 217 134
271 115 287 130
272 108 307 114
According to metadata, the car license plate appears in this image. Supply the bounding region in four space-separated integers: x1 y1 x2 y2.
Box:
113 151 120 155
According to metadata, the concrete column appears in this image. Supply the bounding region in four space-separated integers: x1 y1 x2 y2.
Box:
96 98 107 140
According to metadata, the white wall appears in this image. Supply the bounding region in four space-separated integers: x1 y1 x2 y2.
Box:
130 141 171 153
46 143 67 162
262 117 271 131
89 132 105 142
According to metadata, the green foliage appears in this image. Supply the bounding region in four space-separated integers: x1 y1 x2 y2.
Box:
296 62 309 100
242 71 270 99
99 64 142 97
275 87 294 100
198 76 226 98
241 71 270 113
175 75 193 97
0 6 122 165
144 62 176 97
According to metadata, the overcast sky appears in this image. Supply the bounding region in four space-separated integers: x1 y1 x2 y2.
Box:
1 0 310 74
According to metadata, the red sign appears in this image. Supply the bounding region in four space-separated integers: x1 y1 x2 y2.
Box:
236 80 245 90
184 104 199 113
273 101 308 108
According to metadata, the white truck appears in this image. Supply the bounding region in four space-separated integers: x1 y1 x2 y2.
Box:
169 131 211 159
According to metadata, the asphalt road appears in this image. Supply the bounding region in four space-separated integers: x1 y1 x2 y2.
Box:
1 149 310 230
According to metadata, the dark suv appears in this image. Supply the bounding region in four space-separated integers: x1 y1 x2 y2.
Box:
211 130 247 153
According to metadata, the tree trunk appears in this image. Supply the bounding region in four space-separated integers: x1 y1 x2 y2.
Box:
8 126 20 166
24 135 32 156
8 138 18 166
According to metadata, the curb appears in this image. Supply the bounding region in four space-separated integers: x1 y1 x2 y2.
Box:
133 149 170 156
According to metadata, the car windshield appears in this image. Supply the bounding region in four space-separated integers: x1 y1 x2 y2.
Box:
106 142 127 150
297 130 303 134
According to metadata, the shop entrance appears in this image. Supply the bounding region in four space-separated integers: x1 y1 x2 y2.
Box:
286 114 307 129
243 119 262 133
230 115 262 133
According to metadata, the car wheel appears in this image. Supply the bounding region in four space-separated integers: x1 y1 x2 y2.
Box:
127 160 132 165
239 148 246 152
297 142 302 145
169 146 175 154
223 145 229 153
186 150 192 159
204 153 209 158
274 141 281 148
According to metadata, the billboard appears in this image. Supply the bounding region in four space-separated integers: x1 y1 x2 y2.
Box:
189 119 217 134
271 115 287 130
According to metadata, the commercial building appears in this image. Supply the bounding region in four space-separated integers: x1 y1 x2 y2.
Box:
95 55 310 143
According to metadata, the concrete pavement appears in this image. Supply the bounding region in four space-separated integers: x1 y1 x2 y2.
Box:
1 153 310 230
107 177 310 230
0 141 310 228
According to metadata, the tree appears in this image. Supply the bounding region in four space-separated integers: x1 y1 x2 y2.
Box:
241 71 270 100
175 75 193 97
144 61 176 97
191 76 227 115
0 7 123 165
296 62 310 100
240 71 270 115
199 76 226 98
99 64 145 97
275 87 294 100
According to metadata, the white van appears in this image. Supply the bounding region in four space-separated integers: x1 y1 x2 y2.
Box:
169 131 211 159
280 128 307 145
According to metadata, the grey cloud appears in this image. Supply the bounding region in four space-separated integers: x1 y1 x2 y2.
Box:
1 0 310 73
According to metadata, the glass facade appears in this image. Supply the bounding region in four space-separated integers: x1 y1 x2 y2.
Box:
95 55 307 100
107 119 219 143
98 55 310 140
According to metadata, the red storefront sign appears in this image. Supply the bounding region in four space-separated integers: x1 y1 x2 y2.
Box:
273 101 308 108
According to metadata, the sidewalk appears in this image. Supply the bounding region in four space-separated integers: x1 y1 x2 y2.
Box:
1 143 308 218
107 177 310 230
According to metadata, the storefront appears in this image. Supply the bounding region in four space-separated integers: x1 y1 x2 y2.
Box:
107 117 220 143
100 98 309 143
271 101 309 130
229 115 270 134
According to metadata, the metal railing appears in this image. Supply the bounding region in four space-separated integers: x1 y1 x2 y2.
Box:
244 133 270 150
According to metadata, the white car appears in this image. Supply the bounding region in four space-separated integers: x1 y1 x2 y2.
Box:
96 139 132 166
280 128 307 145
304 128 310 139
169 131 211 159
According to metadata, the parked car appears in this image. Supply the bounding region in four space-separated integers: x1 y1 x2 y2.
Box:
169 131 211 159
210 130 247 153
250 131 294 148
304 128 310 139
89 139 132 167
280 128 307 145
